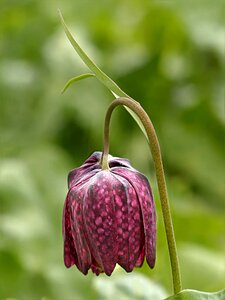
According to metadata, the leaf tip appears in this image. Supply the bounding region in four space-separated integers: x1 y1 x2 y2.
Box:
61 73 96 95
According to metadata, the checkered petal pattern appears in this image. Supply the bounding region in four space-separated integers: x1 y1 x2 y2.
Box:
62 152 156 275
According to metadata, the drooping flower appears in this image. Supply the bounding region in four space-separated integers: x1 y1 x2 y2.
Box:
63 151 156 276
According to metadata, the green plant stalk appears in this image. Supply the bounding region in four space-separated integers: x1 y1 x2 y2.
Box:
101 97 182 295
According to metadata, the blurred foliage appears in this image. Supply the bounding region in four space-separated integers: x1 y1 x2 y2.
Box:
94 272 167 299
0 0 224 299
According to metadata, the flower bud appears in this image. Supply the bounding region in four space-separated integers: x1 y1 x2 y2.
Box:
63 152 156 275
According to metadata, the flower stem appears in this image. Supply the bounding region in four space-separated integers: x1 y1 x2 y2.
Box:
101 97 182 294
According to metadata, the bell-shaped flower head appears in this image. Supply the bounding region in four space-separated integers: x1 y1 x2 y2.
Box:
63 152 156 276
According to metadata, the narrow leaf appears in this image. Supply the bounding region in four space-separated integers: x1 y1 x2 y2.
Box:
58 9 127 98
61 73 95 94
58 9 148 141
165 289 225 300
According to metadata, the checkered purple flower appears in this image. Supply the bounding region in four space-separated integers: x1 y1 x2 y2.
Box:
63 151 156 275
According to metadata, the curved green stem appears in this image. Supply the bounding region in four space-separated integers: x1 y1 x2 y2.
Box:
101 97 182 295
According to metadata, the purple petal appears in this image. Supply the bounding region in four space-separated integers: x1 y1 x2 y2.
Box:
111 173 144 271
83 171 118 276
62 194 78 268
113 168 156 268
110 175 130 270
68 152 102 188
72 169 99 189
135 173 156 268
135 245 145 267
68 186 92 274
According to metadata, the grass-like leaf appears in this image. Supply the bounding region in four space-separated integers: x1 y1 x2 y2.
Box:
58 9 127 98
61 73 95 94
58 9 148 141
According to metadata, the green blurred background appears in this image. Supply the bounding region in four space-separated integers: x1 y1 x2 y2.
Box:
0 0 224 299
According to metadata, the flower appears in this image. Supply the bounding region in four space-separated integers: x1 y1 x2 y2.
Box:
63 151 156 276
